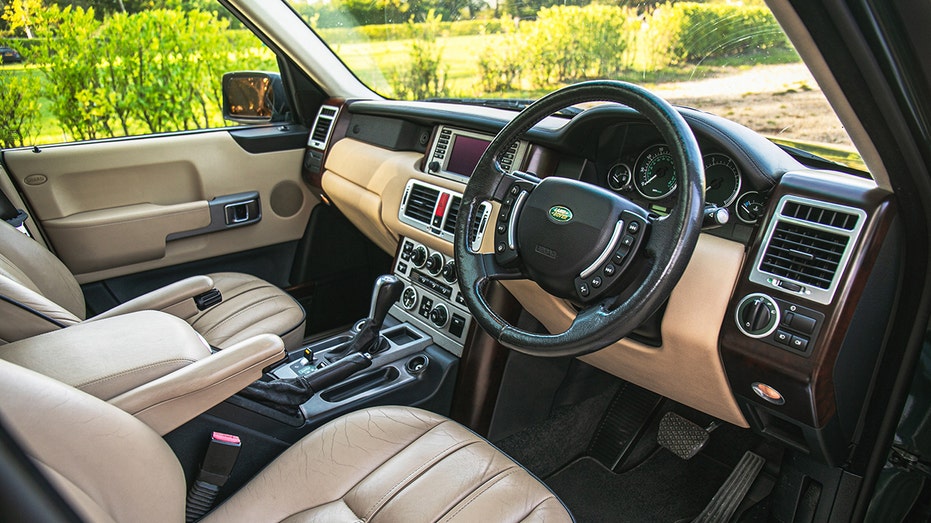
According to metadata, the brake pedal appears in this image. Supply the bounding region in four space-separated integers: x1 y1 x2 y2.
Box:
657 412 710 460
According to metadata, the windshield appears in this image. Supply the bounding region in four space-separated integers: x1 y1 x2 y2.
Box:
286 0 861 170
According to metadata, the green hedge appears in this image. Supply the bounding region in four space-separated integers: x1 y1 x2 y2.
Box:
653 2 790 64
316 19 504 44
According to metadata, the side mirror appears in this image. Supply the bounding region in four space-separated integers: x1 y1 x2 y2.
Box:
222 71 287 123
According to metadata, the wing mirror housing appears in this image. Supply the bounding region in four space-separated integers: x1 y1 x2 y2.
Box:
222 71 288 123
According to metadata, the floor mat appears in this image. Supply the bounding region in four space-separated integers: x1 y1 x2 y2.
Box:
547 451 732 522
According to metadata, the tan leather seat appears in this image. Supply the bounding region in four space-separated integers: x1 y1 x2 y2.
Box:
0 358 574 522
0 221 305 349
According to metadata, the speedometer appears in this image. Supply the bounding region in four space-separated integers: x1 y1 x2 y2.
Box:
703 153 741 207
635 144 677 200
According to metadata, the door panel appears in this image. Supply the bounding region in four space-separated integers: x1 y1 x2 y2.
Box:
4 129 318 283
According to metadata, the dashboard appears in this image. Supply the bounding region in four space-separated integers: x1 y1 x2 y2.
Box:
306 97 898 466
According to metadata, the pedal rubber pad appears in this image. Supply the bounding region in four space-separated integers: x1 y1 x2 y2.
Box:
657 412 709 460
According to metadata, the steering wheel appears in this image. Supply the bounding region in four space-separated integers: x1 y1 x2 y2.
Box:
454 81 705 357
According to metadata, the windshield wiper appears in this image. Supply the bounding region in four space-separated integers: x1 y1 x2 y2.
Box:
424 97 583 117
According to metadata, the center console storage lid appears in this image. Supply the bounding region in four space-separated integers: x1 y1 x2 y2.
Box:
0 311 212 400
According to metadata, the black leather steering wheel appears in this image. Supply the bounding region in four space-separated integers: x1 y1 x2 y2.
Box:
454 80 705 357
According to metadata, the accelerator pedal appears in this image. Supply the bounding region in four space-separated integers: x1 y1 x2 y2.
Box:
693 451 766 523
587 382 662 470
658 412 712 460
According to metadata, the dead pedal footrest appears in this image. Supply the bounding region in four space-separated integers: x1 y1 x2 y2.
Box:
657 411 709 460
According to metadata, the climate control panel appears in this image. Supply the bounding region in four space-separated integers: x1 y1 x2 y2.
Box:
392 238 472 356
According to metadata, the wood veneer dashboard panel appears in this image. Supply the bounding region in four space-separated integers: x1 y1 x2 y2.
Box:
720 170 896 429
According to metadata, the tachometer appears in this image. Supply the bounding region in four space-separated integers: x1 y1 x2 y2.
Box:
635 144 677 200
703 153 741 207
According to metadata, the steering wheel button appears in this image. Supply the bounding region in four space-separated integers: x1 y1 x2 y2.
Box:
499 207 511 221
496 242 507 253
578 283 590 297
509 184 521 196
591 276 603 288
496 221 507 234
627 221 640 234
604 264 616 277
620 234 635 248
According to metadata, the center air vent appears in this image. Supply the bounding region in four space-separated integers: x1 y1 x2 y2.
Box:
399 180 463 242
749 196 867 305
442 196 462 235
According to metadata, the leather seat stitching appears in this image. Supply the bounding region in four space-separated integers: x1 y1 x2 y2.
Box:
438 466 521 522
361 422 479 520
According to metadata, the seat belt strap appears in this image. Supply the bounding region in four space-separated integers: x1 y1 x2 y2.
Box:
185 432 241 522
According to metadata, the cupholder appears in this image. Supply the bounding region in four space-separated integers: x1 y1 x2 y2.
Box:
405 355 429 375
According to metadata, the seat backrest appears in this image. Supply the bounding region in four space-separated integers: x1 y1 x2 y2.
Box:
0 358 186 523
0 222 85 343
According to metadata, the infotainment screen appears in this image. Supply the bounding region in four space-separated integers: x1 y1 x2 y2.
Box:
445 135 491 177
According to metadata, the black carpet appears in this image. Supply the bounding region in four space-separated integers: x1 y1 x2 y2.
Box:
547 450 732 522
494 387 617 477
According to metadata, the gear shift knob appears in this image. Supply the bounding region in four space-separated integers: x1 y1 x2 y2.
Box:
368 274 404 332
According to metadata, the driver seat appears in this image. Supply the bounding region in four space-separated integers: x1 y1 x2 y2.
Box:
0 358 573 522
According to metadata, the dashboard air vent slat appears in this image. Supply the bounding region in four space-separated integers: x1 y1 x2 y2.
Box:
759 222 848 289
443 196 462 234
404 184 440 225
783 201 858 230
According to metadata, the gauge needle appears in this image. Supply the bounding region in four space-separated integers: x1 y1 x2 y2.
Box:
642 173 658 186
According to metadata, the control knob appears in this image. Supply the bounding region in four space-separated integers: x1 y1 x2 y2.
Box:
425 252 444 276
735 293 780 338
429 304 449 328
441 261 457 283
401 286 418 310
410 245 427 268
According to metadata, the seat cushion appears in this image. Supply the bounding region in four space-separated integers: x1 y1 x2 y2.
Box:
187 272 305 350
203 406 574 523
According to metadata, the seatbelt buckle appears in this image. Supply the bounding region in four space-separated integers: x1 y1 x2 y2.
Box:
195 432 241 487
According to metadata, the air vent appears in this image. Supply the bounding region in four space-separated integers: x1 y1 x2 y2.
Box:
759 222 848 289
404 184 440 225
398 180 464 242
308 104 339 150
782 201 858 230
443 196 462 235
749 195 867 305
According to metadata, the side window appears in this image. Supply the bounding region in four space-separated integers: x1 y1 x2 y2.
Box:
0 2 279 147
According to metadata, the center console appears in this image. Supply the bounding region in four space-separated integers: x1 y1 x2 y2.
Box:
243 235 470 431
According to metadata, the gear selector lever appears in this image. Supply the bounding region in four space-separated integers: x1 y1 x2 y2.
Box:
328 275 404 360
365 274 405 333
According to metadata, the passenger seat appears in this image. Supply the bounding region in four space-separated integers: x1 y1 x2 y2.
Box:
0 221 305 349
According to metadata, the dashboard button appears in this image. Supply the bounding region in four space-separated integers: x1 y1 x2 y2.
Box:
774 330 791 345
790 335 809 351
791 314 817 334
